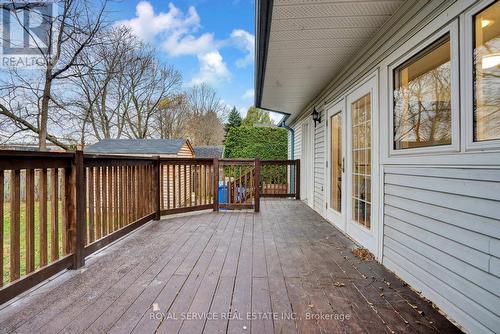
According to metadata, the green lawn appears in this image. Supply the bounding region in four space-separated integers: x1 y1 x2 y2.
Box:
2 201 63 285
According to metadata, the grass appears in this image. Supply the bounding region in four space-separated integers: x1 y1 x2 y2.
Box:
2 201 64 285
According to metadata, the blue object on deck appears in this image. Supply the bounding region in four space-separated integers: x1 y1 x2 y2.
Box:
218 184 228 204
218 184 245 204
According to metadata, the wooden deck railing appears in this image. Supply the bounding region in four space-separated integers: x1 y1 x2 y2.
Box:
159 158 215 215
0 150 299 304
217 159 258 211
260 160 300 199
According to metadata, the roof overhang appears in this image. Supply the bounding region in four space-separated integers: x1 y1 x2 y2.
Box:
255 0 404 124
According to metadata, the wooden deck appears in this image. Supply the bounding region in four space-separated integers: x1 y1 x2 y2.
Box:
0 199 461 334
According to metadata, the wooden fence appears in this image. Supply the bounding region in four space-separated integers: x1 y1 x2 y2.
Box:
0 150 299 304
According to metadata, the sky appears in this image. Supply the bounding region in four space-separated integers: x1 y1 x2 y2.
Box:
107 0 279 122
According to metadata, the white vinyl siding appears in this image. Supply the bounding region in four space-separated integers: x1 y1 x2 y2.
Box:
293 122 302 163
383 166 500 334
292 115 326 216
313 109 326 215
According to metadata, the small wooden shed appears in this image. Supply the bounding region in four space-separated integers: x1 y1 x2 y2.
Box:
85 139 195 209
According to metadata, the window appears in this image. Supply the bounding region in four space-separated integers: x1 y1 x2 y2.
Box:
473 1 500 142
352 94 371 229
393 34 452 150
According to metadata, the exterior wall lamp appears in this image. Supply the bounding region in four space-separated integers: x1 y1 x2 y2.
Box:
312 107 321 127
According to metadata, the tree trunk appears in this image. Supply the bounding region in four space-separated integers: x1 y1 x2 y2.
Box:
39 70 52 151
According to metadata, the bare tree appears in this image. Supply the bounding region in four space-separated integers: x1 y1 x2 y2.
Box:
0 0 107 150
72 26 138 144
120 47 182 139
155 94 191 140
185 84 227 145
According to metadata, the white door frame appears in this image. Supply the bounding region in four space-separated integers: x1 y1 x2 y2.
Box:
325 100 346 232
345 74 379 255
301 118 315 208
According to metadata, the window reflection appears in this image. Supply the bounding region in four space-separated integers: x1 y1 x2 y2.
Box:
393 35 452 149
474 1 500 142
352 94 371 229
330 113 342 213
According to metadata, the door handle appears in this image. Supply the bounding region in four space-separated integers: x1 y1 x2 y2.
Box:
342 158 345 173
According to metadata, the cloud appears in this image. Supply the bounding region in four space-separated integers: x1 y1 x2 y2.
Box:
118 2 254 85
163 32 215 56
117 2 201 42
191 51 230 85
230 29 254 68
242 89 254 100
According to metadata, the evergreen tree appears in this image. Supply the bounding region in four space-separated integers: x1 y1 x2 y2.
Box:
227 106 242 129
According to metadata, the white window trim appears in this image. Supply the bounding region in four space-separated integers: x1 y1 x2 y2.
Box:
388 20 460 156
345 73 380 257
462 0 500 151
325 99 347 233
300 117 315 209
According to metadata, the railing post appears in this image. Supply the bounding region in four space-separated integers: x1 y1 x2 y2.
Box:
154 156 161 220
295 159 300 200
254 158 260 212
213 157 219 212
72 150 86 269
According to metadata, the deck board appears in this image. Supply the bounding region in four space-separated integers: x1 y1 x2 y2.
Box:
0 199 461 334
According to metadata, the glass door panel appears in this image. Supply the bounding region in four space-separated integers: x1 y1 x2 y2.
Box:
351 93 371 229
330 113 342 213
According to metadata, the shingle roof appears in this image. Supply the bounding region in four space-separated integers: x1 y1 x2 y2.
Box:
85 139 187 155
193 145 224 158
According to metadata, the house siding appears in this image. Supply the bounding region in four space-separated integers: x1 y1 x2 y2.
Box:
284 1 500 333
178 143 195 157
383 166 500 333
313 110 326 215
290 112 326 216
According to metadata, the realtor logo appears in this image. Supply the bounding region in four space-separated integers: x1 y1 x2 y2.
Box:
0 0 55 67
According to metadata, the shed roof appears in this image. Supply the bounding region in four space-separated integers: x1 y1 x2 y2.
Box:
193 145 224 158
85 139 189 155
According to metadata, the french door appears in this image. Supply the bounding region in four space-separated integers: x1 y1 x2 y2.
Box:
345 78 377 254
326 101 346 231
326 77 378 255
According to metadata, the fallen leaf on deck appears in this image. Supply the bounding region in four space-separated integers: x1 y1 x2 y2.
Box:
352 247 374 261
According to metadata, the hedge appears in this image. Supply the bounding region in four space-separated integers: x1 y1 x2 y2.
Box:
223 127 288 159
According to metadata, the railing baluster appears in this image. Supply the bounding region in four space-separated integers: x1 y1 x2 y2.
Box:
255 159 260 212
101 167 108 237
26 169 35 273
95 167 102 239
184 165 186 207
40 168 48 266
74 150 85 269
87 167 94 243
166 164 170 210
51 168 59 262
113 166 118 230
189 164 192 207
10 169 21 281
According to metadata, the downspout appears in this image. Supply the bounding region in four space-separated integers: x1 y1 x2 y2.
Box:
278 114 294 160
278 114 296 193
